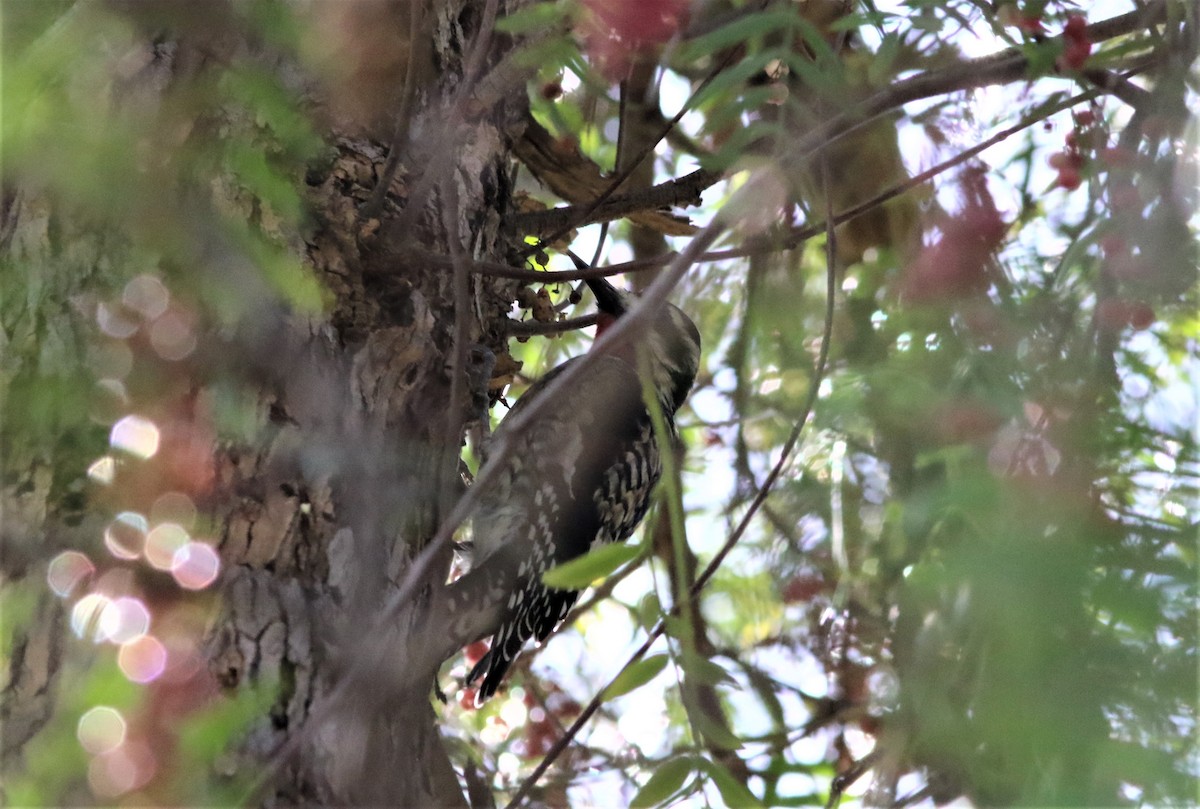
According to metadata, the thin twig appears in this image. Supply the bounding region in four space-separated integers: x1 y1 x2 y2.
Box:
464 252 673 281
825 750 882 809
1082 66 1154 109
705 81 1121 262
778 1 1166 182
523 50 738 254
471 79 1126 285
510 4 1163 238
509 166 716 236
504 313 599 337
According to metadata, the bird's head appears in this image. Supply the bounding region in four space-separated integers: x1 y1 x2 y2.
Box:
586 276 701 413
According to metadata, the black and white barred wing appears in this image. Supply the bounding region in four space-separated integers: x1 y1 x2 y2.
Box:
466 355 663 700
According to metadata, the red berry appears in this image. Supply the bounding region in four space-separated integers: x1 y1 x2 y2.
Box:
1075 109 1095 126
859 715 882 734
1062 39 1092 69
1057 167 1082 190
1064 14 1088 37
1049 149 1083 170
783 574 826 604
464 640 489 667
1019 15 1045 33
1128 302 1155 330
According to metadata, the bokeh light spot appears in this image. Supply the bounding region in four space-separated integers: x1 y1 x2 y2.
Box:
104 512 148 560
88 742 155 798
88 456 117 485
110 415 160 459
47 551 96 598
77 706 126 755
144 522 190 570
119 635 168 683
71 593 112 641
98 596 150 644
500 695 528 728
96 301 139 339
122 274 170 320
497 751 520 775
160 643 203 684
150 491 197 529
150 309 197 361
479 715 511 745
171 541 220 590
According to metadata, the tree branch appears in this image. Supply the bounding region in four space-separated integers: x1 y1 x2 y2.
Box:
505 2 1165 237
503 313 599 337
508 166 717 236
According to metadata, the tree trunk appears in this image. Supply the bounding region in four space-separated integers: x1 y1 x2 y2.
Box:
2 1 529 805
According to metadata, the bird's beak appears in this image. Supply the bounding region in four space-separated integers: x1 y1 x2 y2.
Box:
586 276 627 315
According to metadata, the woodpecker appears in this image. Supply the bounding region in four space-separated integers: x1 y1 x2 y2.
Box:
464 276 701 701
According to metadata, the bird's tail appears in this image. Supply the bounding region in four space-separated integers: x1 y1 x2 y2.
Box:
465 621 526 703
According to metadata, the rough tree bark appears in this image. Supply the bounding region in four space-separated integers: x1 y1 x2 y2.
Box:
1 0 534 805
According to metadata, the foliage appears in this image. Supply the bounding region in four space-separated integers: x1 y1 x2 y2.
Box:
2 0 1196 807
456 1 1199 806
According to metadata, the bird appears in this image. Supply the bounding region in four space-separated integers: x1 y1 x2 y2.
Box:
462 275 701 702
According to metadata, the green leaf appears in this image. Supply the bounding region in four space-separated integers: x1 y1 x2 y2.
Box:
691 51 783 111
603 653 670 700
541 542 641 589
700 758 762 807
675 9 801 64
680 650 737 687
910 10 943 33
512 34 578 71
638 592 663 629
245 238 328 314
701 84 776 133
690 710 744 752
868 34 901 86
700 122 784 172
496 2 565 34
630 756 696 808
792 16 840 65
